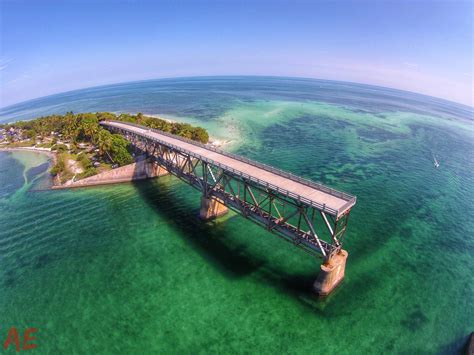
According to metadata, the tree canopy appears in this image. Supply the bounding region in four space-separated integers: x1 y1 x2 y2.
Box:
2 112 210 167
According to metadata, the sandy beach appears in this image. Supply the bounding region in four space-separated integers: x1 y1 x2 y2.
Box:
0 146 55 156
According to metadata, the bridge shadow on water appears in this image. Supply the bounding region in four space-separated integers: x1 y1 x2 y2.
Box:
131 174 366 317
127 176 466 352
133 178 265 278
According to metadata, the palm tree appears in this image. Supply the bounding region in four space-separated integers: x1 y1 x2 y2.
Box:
81 121 99 141
97 129 114 162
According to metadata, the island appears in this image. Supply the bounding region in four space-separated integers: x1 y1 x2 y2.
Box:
0 112 209 186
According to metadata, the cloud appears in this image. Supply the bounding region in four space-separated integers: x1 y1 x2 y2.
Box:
403 62 419 69
0 57 14 71
6 73 31 85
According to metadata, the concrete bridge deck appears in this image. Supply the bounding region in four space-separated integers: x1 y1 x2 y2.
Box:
103 121 356 218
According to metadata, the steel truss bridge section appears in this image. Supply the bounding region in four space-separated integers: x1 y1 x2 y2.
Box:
101 120 356 260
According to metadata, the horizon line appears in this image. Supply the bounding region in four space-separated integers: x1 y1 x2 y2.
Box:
1 74 473 112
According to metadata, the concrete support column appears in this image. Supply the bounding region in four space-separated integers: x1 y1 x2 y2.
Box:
313 249 348 297
144 161 169 178
199 196 228 220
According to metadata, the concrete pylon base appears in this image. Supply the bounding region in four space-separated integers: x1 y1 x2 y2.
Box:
313 249 348 297
144 161 169 177
199 196 229 220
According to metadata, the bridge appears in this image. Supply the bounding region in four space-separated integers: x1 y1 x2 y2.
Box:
101 120 357 296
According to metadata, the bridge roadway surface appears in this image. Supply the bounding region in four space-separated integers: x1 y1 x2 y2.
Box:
104 121 355 217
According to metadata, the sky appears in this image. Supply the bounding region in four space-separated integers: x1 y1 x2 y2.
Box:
0 0 472 108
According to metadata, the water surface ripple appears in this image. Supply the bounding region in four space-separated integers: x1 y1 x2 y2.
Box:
0 77 472 353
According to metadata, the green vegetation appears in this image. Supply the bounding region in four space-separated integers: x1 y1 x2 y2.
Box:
2 140 35 148
0 111 209 145
76 153 97 179
1 112 209 182
116 112 209 143
77 153 92 169
50 153 74 183
51 143 68 152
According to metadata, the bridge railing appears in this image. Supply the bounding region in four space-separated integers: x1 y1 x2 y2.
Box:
101 120 356 216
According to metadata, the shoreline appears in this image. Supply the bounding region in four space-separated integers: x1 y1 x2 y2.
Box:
0 126 230 189
1 112 229 191
1 146 168 190
0 146 55 157
1 146 60 186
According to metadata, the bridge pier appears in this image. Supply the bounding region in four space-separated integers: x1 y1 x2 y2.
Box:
313 249 348 297
144 160 169 177
102 121 357 295
199 196 228 220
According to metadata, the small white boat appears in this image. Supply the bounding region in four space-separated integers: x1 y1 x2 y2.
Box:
433 156 440 168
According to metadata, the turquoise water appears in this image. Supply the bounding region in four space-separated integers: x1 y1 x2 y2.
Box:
0 77 473 353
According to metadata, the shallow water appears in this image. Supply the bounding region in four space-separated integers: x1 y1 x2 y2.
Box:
0 77 472 353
